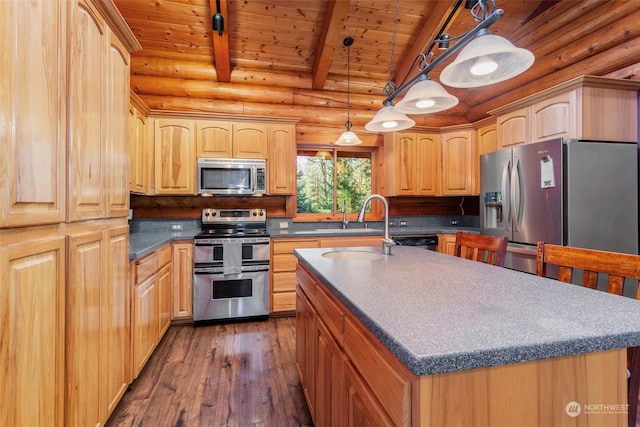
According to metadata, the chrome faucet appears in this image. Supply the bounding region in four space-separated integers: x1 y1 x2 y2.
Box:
356 194 395 255
341 199 349 229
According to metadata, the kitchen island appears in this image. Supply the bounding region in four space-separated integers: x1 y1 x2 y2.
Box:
294 245 640 426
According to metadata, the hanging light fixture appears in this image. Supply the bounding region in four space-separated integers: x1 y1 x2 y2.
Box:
439 28 534 88
335 37 363 146
365 0 415 133
395 74 459 114
372 0 533 126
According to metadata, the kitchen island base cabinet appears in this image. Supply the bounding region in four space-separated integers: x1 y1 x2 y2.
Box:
296 263 628 426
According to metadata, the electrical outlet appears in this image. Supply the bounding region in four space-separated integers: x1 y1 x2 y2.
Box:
400 220 407 226
171 224 183 231
450 219 458 226
389 220 395 226
279 222 289 229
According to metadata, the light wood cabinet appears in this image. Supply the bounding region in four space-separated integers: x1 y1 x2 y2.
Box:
437 233 456 255
171 241 193 320
475 121 497 195
195 120 267 159
0 0 66 228
66 221 130 426
384 132 440 196
154 119 196 194
493 76 640 149
268 124 297 194
0 235 66 427
129 102 149 194
271 235 383 314
132 244 172 377
234 123 268 158
316 319 346 426
440 129 475 196
295 284 317 419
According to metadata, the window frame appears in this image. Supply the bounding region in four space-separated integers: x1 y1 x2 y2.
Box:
294 144 382 222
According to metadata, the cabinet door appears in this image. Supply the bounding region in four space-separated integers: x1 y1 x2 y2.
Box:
316 320 346 427
345 362 394 427
497 107 529 149
233 123 268 158
438 233 456 255
530 91 576 143
129 106 148 194
415 133 440 195
441 130 474 195
157 263 172 339
154 119 196 194
105 32 130 218
267 124 296 194
0 0 66 227
476 123 497 195
171 242 193 319
296 289 317 419
66 230 104 427
102 225 130 420
0 236 65 427
196 120 233 158
68 0 106 221
390 133 417 195
133 274 158 377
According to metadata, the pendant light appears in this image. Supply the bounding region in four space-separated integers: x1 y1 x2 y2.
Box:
365 0 415 133
394 75 459 114
439 29 534 89
335 37 363 146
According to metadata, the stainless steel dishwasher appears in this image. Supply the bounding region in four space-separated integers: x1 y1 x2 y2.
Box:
392 235 439 251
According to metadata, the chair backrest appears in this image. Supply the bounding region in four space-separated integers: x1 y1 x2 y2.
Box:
453 231 508 267
535 242 640 297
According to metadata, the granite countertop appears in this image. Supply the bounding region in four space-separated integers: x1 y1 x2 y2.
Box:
294 246 640 376
129 231 197 260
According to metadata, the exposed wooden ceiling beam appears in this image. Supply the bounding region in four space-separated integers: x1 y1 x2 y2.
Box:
312 0 350 90
210 0 230 83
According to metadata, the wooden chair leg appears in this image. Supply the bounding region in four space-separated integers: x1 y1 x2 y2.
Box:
629 347 640 427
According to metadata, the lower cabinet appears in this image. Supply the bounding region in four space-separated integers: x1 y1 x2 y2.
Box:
171 241 193 320
0 232 66 427
437 233 456 255
66 222 130 426
296 264 412 427
272 235 383 314
131 244 171 378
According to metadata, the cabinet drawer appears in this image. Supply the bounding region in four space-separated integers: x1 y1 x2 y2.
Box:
315 285 344 343
273 239 319 254
344 316 411 427
135 252 157 284
273 253 298 272
272 291 296 312
273 271 297 292
157 245 171 268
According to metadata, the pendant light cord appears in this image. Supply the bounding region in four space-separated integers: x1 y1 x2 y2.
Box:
383 0 400 96
347 38 351 130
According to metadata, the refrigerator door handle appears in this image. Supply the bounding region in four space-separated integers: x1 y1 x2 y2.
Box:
502 158 511 232
511 156 520 232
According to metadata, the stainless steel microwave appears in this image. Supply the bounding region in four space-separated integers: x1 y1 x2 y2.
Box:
197 158 267 196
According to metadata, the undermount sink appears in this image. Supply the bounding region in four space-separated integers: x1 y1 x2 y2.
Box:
322 250 386 261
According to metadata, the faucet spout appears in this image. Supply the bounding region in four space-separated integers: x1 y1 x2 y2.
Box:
341 199 349 229
357 194 395 255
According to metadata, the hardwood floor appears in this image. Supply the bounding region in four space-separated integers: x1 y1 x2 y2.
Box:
107 317 313 426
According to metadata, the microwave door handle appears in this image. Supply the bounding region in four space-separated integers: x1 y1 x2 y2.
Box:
251 166 257 193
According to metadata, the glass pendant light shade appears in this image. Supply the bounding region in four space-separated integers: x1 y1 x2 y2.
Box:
365 102 415 132
394 76 459 114
335 128 363 146
440 29 534 88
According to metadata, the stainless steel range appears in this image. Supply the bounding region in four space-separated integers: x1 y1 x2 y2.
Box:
193 208 270 322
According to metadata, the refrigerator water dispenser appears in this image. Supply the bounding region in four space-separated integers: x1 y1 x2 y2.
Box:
483 192 502 229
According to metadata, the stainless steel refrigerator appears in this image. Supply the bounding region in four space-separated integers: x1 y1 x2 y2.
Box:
480 138 638 276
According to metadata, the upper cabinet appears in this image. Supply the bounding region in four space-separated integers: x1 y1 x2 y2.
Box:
0 0 67 228
154 119 197 195
384 128 475 197
492 76 640 148
268 124 296 195
129 92 150 195
196 121 267 159
384 132 440 196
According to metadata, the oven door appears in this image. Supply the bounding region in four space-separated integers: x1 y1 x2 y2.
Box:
193 268 270 321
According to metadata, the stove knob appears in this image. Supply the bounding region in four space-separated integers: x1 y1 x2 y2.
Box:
259 210 264 216
211 212 217 216
204 211 210 217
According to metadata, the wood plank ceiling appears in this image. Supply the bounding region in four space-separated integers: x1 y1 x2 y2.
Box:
114 0 640 144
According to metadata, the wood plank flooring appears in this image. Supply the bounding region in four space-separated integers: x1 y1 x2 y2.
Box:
106 317 312 427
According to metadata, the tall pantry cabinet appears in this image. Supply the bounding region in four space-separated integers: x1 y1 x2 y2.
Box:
0 1 140 426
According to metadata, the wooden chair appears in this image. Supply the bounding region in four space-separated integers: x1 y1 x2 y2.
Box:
453 231 508 267
536 242 640 427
